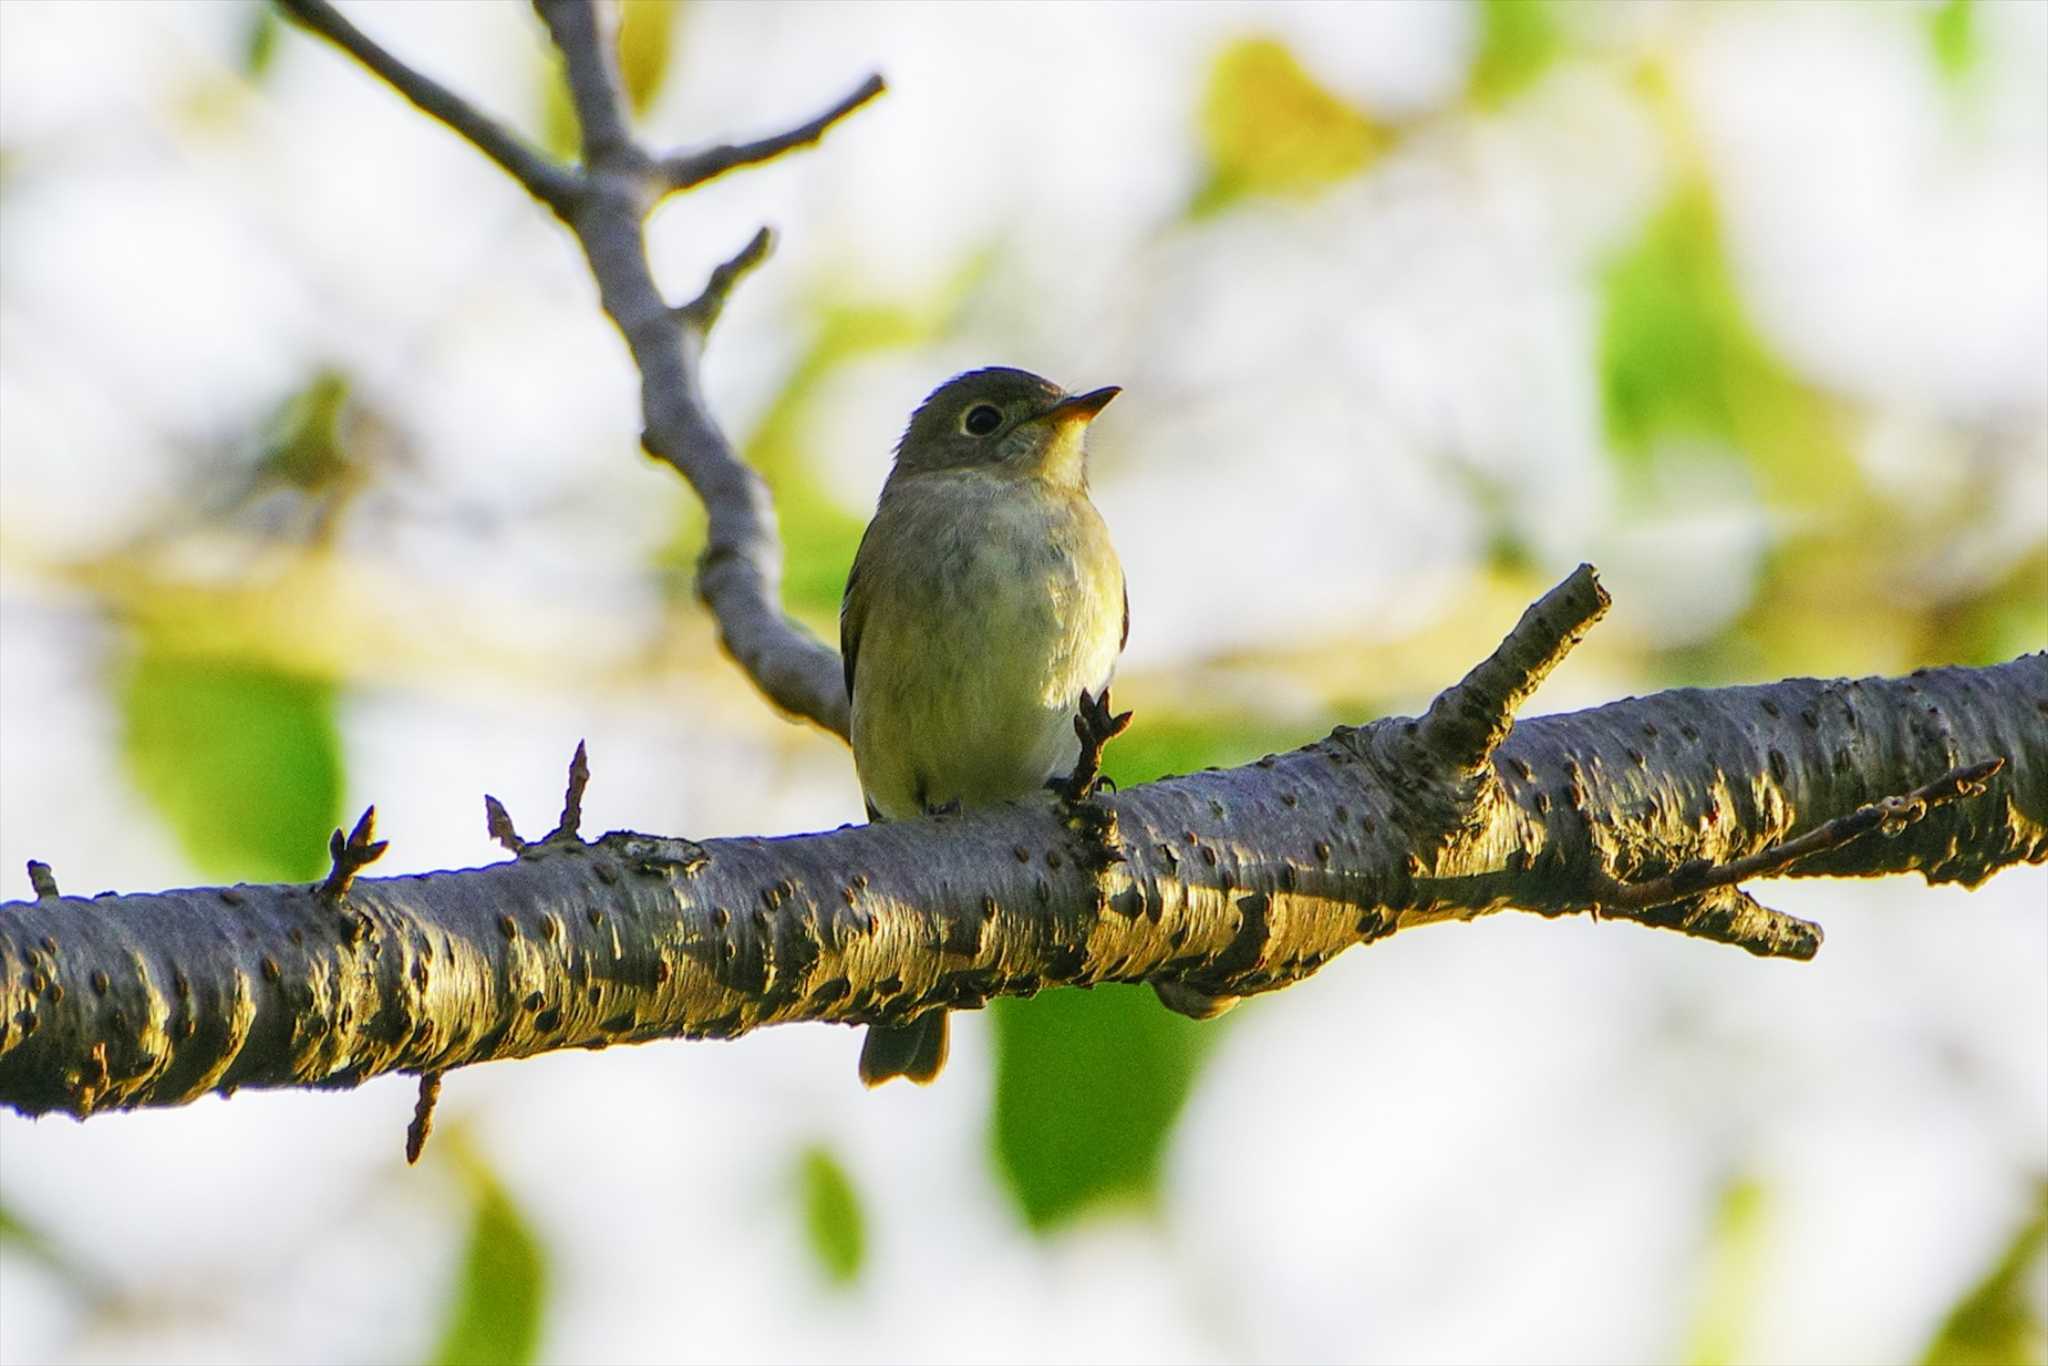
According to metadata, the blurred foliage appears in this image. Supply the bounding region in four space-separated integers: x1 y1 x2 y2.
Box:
795 1144 867 1287
242 4 279 81
1681 1174 1771 1366
257 369 357 497
119 642 341 884
1599 181 1854 509
990 984 1218 1231
661 264 984 620
618 1 683 117
1922 1183 2048 1366
1098 708 1325 793
429 1144 549 1366
0 1196 88 1290
1927 546 2048 668
1469 0 1562 107
1927 0 1980 85
1191 37 1383 217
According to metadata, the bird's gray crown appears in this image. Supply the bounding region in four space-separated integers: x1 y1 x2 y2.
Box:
893 366 1068 472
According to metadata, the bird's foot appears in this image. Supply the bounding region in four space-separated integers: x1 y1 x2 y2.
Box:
1058 689 1133 870
1060 688 1133 804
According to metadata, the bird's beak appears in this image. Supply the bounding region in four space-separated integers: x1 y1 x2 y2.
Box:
1045 386 1121 427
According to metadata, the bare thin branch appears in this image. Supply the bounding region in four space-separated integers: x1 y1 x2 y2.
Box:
272 0 577 213
281 0 865 740
660 75 888 193
675 228 777 334
1599 757 2005 912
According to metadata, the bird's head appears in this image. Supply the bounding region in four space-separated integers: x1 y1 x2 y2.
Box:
892 367 1119 487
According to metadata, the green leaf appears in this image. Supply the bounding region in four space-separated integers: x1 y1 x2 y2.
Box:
119 646 342 883
243 4 280 81
536 53 579 162
1927 0 1979 85
1923 1183 2048 1366
1469 0 1562 108
618 1 683 116
795 1144 867 1286
258 368 356 495
429 1159 549 1366
1682 1174 1771 1366
990 983 1218 1230
1192 37 1383 217
1598 183 1853 506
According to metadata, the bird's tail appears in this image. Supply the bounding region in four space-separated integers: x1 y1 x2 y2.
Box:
859 1012 950 1086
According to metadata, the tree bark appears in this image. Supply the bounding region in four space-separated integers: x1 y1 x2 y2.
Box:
4 567 2040 1120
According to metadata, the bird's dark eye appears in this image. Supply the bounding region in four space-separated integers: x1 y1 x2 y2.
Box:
962 404 1002 436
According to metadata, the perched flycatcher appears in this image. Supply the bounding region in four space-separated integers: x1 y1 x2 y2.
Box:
841 367 1127 1086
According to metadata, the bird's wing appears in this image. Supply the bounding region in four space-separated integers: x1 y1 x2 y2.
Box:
1120 577 1129 655
840 536 869 709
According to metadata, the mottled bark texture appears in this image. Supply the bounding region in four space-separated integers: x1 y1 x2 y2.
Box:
3 566 2042 1120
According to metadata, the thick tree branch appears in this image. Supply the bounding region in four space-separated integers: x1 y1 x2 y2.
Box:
658 75 888 194
4 566 2040 1121
272 0 579 212
275 0 864 737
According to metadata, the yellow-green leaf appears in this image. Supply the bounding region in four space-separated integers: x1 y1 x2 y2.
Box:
795 1144 866 1286
990 983 1217 1230
1923 1184 2048 1366
1469 0 1562 108
243 5 280 81
429 1161 549 1366
119 646 342 883
1193 37 1383 217
1682 1174 1771 1366
618 1 683 116
1927 0 1979 86
1598 184 1854 507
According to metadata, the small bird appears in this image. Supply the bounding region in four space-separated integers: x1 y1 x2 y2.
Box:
841 367 1127 1086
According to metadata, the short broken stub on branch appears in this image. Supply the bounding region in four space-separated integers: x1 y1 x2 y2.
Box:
3 565 2039 1129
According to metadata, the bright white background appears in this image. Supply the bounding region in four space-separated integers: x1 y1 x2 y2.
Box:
2 3 2043 1363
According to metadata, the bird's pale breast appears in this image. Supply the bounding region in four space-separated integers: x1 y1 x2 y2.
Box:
847 472 1122 820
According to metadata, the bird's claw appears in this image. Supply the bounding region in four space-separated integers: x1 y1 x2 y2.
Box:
1061 688 1133 804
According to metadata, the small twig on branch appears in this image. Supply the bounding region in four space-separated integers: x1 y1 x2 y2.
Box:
272 0 577 212
659 75 888 193
1418 563 1610 772
405 1071 443 1164
319 805 388 901
25 862 58 900
675 228 776 334
544 741 592 844
484 795 526 854
1597 757 2007 912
